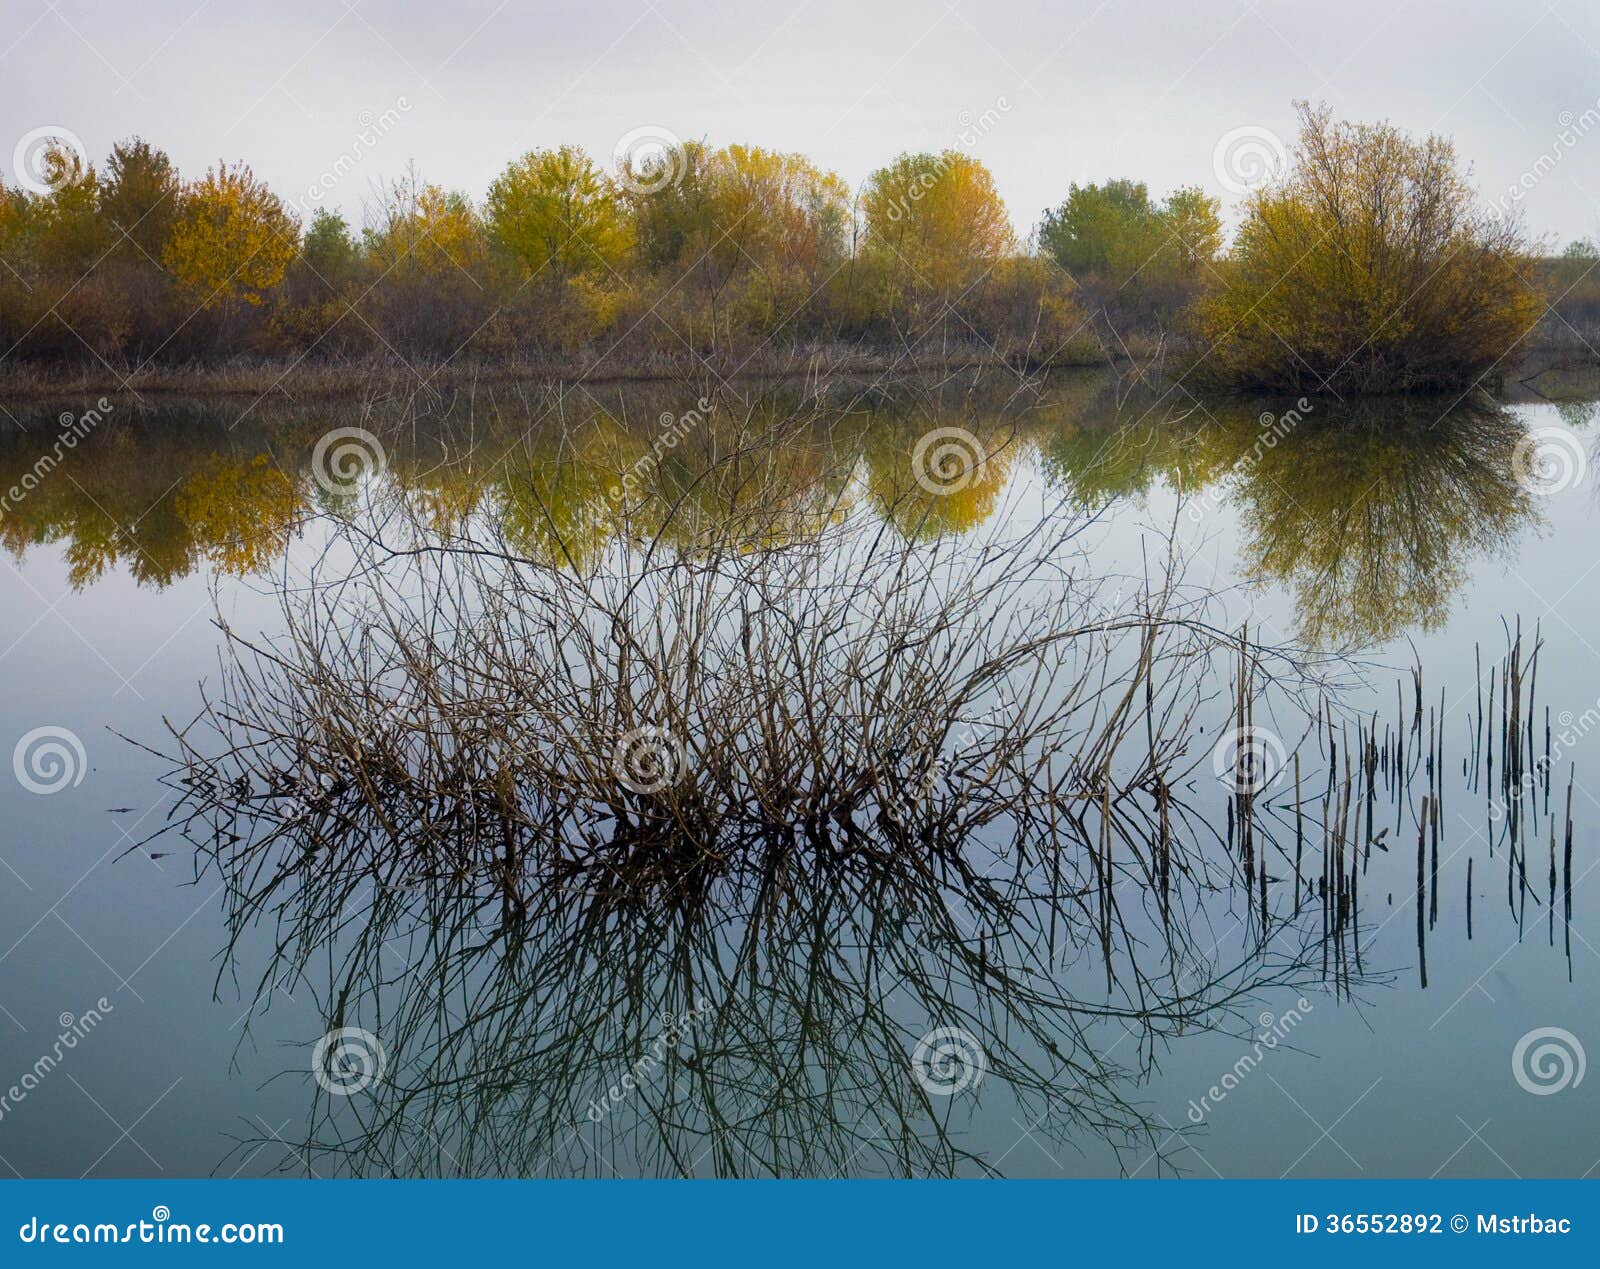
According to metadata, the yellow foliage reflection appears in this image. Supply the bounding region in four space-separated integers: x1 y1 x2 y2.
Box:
0 380 1560 649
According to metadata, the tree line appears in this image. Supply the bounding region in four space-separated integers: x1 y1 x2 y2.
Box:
0 102 1564 394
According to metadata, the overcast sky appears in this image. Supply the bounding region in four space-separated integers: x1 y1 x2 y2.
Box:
5 0 1600 245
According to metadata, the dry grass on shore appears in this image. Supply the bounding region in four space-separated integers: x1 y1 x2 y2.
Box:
0 334 1118 404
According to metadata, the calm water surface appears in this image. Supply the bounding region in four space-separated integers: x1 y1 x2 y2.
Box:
1 373 1597 1177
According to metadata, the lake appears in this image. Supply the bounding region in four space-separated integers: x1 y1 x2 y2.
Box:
1 368 1597 1178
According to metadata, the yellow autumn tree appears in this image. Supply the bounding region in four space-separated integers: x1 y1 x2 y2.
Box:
485 145 632 282
861 152 1015 295
702 145 849 275
1194 101 1542 394
494 416 627 569
629 142 848 275
358 170 493 353
163 162 297 308
367 172 488 277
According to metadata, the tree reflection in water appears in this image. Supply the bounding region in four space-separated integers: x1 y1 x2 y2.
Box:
1 373 1556 650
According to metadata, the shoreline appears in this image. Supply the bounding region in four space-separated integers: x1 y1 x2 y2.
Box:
1 337 1595 410
0 343 1117 404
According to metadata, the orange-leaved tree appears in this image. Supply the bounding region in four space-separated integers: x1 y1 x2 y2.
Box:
163 161 298 310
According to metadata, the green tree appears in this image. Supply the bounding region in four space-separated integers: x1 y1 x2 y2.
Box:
1038 180 1220 290
1039 179 1163 277
299 209 359 284
627 140 715 270
98 138 179 263
27 146 109 276
1555 237 1600 289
